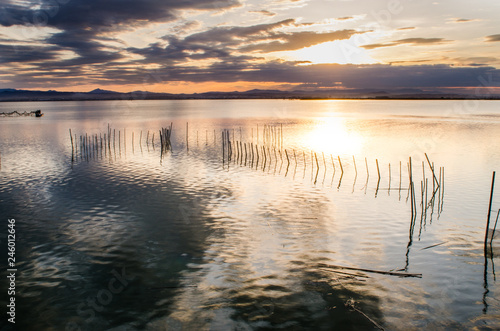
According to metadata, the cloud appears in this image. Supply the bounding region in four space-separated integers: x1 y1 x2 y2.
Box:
169 21 202 35
485 34 500 42
450 18 479 23
97 63 500 91
240 29 362 52
0 43 58 63
249 10 276 17
131 19 366 65
397 27 415 31
6 54 500 91
0 0 242 68
362 38 451 49
0 0 241 30
336 16 354 21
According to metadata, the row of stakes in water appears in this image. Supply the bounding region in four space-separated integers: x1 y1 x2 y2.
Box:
69 125 445 221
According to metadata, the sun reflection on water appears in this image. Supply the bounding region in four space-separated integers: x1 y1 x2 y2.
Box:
304 116 364 155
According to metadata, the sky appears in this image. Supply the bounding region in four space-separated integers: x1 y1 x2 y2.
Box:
0 0 499 93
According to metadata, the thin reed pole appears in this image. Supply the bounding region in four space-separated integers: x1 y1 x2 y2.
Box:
255 144 259 166
365 157 369 178
485 171 496 248
280 123 283 150
399 161 402 192
425 153 439 187
69 129 74 151
388 163 391 193
222 131 225 162
491 209 500 246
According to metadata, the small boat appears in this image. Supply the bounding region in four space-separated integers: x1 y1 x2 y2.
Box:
34 110 44 117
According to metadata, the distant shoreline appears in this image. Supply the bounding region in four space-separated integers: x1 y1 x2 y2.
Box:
1 97 499 102
2 88 498 102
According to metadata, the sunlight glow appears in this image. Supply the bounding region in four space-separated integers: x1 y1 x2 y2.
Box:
277 40 377 65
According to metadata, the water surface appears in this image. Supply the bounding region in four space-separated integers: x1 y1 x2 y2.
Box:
1 99 500 330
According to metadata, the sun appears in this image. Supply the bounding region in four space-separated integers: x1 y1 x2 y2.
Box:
273 40 377 65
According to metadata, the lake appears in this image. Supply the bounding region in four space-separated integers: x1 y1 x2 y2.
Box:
1 99 500 330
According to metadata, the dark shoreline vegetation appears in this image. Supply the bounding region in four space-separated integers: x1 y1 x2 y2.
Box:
1 88 499 102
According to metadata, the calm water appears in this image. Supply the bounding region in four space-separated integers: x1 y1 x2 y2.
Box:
1 99 500 330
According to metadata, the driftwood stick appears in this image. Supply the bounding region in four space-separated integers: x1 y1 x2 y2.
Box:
420 242 446 250
319 268 371 279
318 263 422 278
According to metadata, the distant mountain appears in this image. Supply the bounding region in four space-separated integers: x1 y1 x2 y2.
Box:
0 87 497 102
87 88 120 94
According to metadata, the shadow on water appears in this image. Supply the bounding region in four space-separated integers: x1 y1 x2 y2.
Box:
0 159 220 330
225 264 384 330
0 154 389 330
